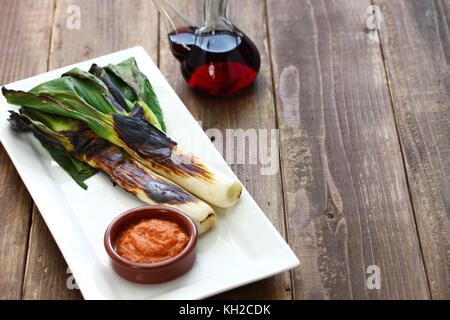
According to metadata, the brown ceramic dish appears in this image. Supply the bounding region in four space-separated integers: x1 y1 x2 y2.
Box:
104 205 198 284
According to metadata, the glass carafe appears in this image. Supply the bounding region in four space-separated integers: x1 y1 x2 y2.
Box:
153 0 261 96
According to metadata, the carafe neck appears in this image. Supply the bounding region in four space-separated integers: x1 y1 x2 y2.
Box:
200 0 233 33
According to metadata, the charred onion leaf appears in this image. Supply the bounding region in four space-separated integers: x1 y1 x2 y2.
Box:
112 111 175 158
62 128 194 204
40 141 97 190
62 68 127 113
2 86 117 143
8 110 185 202
30 75 120 115
104 57 166 132
89 61 163 131
3 86 172 161
8 110 97 189
88 64 130 111
128 101 162 132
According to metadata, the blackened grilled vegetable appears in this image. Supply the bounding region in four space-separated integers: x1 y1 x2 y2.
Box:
9 109 215 234
2 57 242 207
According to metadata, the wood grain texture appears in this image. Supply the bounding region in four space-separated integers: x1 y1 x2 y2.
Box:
22 207 83 299
0 0 54 299
21 0 158 299
49 0 159 67
267 0 430 299
1 0 445 300
159 0 291 299
374 0 450 299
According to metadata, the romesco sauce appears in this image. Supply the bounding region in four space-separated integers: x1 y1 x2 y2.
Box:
116 219 189 264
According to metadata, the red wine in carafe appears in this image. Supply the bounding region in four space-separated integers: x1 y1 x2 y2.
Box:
168 27 261 96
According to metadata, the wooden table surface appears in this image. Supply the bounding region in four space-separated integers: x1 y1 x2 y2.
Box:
0 0 448 300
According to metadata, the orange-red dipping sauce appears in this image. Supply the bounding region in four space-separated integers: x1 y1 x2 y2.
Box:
116 218 189 264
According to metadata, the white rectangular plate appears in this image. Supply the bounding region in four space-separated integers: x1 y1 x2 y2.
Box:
0 47 299 300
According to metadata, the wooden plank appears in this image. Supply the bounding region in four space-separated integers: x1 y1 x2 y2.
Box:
159 0 291 299
21 0 158 299
373 0 450 299
0 0 54 299
22 207 83 299
48 0 159 64
267 0 430 299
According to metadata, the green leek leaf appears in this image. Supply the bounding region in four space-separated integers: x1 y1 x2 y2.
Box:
40 140 97 190
105 58 166 132
8 109 97 190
